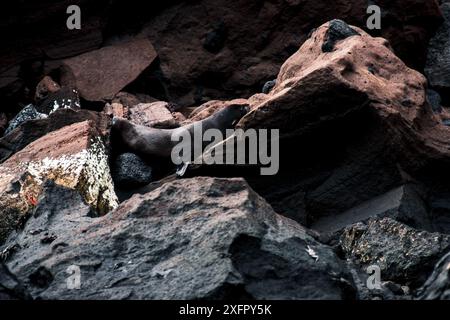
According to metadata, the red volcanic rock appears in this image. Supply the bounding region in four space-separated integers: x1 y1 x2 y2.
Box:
219 20 450 223
34 76 61 102
188 98 249 122
0 109 111 163
60 39 157 101
141 0 441 106
128 102 178 128
0 120 118 243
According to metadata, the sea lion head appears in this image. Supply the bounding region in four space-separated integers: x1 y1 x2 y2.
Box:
213 103 249 128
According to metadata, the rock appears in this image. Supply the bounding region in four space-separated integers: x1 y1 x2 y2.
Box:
0 109 110 163
425 3 450 103
311 184 433 235
0 263 31 300
203 21 227 53
128 102 178 128
4 105 48 136
0 113 7 136
340 218 450 288
140 0 440 106
35 87 81 115
34 76 61 103
262 80 276 94
0 120 118 243
321 19 360 52
60 39 157 101
236 20 450 223
427 89 443 113
188 99 249 123
416 251 450 299
112 92 143 108
0 177 355 299
104 102 128 119
112 153 153 188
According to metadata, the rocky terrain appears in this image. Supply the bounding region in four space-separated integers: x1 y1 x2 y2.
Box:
1 0 450 300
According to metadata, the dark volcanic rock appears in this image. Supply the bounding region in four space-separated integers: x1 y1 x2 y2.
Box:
4 105 47 136
312 184 432 235
321 19 360 52
427 89 443 113
36 87 81 115
417 251 450 300
0 177 355 299
425 3 450 103
112 153 153 188
262 80 276 94
340 218 450 288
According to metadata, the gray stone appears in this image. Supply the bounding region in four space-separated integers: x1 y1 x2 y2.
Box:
262 80 276 94
321 19 360 53
417 250 450 300
340 218 450 288
112 153 153 188
0 177 355 300
425 4 450 98
4 105 47 136
312 184 432 234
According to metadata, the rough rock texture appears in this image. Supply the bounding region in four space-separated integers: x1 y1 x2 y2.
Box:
0 121 118 243
60 39 157 101
4 105 47 136
104 103 128 119
311 184 432 234
340 218 450 288
36 88 81 115
0 109 110 163
34 76 61 103
140 0 440 106
112 153 153 188
235 20 450 225
0 113 6 136
128 102 178 128
417 251 450 300
0 177 355 300
425 3 450 103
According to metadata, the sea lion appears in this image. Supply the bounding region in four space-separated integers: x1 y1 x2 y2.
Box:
112 103 249 159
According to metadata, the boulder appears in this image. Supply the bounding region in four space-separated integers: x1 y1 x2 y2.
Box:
0 177 355 299
340 218 450 288
141 0 440 106
35 87 81 115
311 184 432 234
417 251 450 300
236 20 450 222
104 102 128 119
0 120 118 243
60 39 157 101
128 102 178 128
34 76 61 103
112 153 153 188
425 3 450 103
0 109 110 163
4 105 47 136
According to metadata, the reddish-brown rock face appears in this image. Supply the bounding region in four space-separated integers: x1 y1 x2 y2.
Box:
60 39 157 101
0 0 442 111
0 120 118 243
